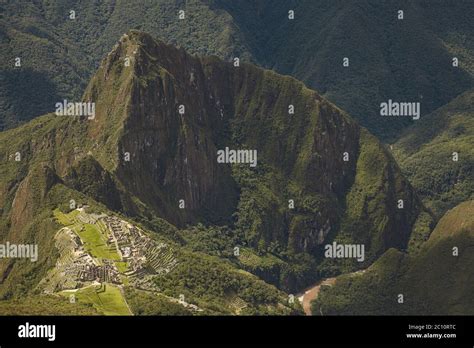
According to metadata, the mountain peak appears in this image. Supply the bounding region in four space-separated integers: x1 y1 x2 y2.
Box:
123 29 155 43
103 30 164 71
77 31 431 266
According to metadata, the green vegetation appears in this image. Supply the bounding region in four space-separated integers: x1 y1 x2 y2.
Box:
327 129 433 275
60 283 131 316
235 247 285 289
124 288 191 315
75 224 120 262
221 1 474 140
394 89 474 218
238 248 284 271
153 250 295 315
115 261 128 273
179 223 238 258
312 201 474 315
53 209 79 226
64 157 124 211
0 295 99 315
407 212 434 255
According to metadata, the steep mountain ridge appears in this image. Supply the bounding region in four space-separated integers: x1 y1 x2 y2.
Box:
394 89 474 217
311 200 474 315
0 31 431 299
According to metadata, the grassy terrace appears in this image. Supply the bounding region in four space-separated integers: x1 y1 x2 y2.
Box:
54 209 80 226
54 209 121 263
60 283 131 316
75 224 120 262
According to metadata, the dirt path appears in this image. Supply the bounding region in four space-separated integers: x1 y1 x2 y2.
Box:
297 278 337 315
118 285 133 315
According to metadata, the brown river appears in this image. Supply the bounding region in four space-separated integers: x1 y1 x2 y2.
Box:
296 269 367 315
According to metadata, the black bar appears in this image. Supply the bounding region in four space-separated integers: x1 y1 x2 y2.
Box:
0 316 472 346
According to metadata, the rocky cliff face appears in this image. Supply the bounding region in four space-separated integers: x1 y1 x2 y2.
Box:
81 30 430 260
